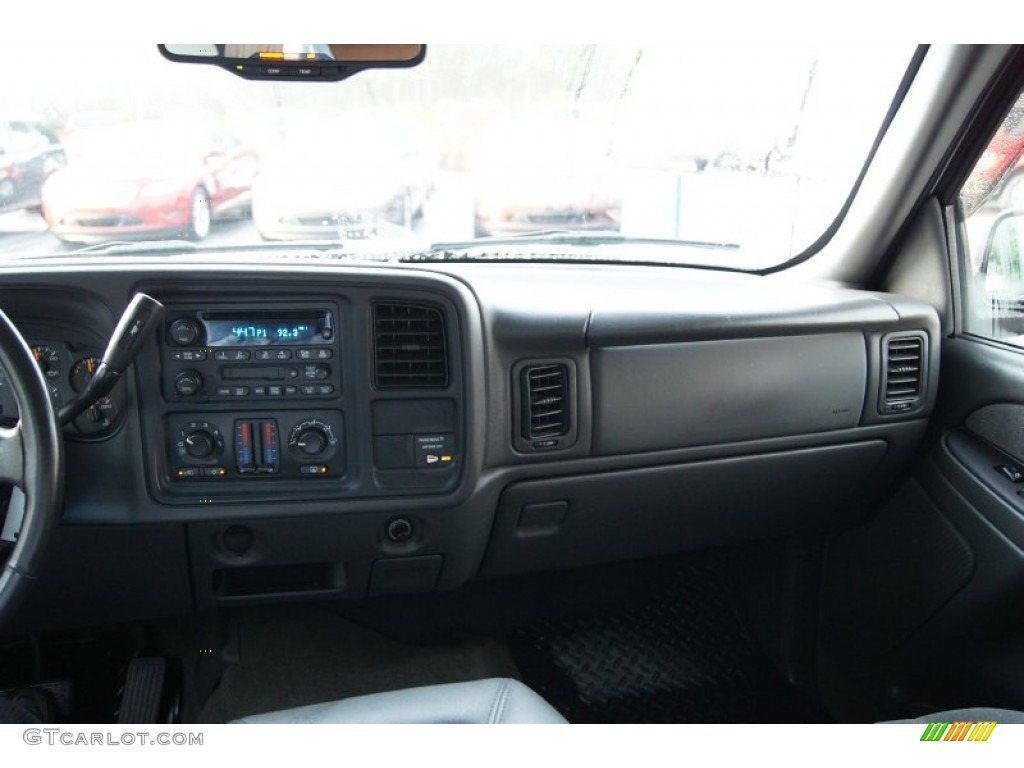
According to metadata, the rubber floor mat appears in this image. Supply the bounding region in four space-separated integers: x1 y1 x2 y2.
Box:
508 558 829 724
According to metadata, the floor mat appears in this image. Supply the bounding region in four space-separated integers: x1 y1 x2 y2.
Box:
508 558 829 724
198 603 519 723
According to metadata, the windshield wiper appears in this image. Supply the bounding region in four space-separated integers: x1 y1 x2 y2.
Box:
429 230 740 252
25 239 417 261
72 240 199 255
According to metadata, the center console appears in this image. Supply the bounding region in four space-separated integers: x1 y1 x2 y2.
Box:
161 303 346 485
133 285 467 507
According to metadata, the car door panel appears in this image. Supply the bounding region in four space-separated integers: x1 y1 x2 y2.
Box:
821 433 1024 718
820 184 1024 716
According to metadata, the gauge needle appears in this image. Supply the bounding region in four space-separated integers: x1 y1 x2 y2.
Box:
87 359 95 375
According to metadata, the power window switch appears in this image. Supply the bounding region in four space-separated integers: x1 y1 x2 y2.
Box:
998 463 1024 483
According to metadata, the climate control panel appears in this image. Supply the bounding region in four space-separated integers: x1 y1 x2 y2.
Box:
167 410 345 483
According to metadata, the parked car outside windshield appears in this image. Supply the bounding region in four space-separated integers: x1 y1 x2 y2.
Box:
0 118 66 214
0 44 915 266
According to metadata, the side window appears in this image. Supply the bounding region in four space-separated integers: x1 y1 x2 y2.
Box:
960 90 1024 346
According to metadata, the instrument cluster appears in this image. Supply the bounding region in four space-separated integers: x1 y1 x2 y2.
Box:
0 340 121 437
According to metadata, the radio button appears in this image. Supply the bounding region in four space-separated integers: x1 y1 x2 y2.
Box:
253 386 267 396
174 370 202 397
170 318 201 346
216 386 232 397
215 350 251 362
303 364 330 380
255 349 293 361
171 350 207 362
300 384 317 396
253 348 292 361
316 384 335 396
297 348 333 360
285 385 298 395
268 385 283 396
231 386 250 397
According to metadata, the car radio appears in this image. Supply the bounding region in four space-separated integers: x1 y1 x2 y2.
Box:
160 307 341 402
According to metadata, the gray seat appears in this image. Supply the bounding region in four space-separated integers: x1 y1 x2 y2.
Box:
234 678 567 724
889 707 1024 724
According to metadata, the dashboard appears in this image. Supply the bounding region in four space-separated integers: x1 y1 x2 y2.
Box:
0 256 940 631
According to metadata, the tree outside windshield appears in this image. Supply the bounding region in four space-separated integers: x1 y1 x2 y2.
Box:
0 44 914 266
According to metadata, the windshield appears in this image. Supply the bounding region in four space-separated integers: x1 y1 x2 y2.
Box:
0 44 915 267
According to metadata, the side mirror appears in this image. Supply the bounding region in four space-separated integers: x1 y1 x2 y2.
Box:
980 210 1024 279
976 210 1024 338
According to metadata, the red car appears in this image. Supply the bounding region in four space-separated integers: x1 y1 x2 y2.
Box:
42 121 258 244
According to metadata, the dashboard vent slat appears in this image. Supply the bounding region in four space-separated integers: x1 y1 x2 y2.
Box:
522 364 570 440
881 334 925 413
374 303 449 389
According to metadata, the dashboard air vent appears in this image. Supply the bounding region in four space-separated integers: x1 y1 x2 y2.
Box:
374 303 448 389
522 364 570 440
881 334 925 414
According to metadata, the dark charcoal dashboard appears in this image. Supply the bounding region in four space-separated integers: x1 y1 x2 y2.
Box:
0 257 940 632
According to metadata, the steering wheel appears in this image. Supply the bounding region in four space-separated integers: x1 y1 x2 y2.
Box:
0 307 63 627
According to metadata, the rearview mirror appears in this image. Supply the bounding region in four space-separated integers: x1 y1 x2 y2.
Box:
159 44 425 82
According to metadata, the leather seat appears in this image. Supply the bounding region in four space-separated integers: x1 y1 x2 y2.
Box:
234 678 567 724
889 707 1024 724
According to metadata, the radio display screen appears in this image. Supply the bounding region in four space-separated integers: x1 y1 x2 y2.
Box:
203 313 329 346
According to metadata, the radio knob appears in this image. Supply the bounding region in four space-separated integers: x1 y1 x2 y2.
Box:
174 370 202 397
170 318 201 346
184 430 216 459
294 427 328 457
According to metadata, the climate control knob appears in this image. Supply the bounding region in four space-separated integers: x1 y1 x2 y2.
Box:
288 419 337 459
294 428 328 456
174 370 202 397
173 421 225 465
184 430 216 459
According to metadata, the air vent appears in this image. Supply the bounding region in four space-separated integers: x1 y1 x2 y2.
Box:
522 364 570 441
881 334 925 414
374 303 448 389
